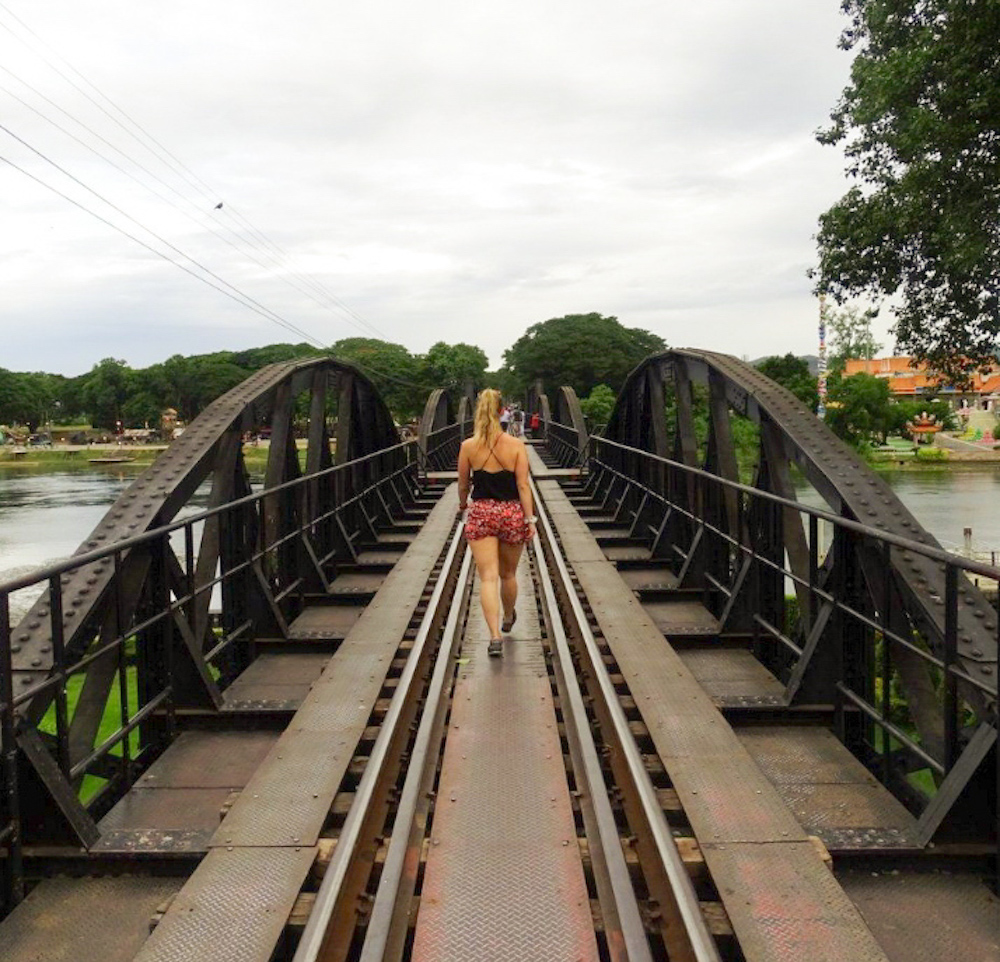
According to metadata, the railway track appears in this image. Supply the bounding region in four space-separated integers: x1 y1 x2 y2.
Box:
3 450 997 962
282 475 724 962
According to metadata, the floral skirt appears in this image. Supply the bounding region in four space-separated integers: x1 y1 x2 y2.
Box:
464 498 528 544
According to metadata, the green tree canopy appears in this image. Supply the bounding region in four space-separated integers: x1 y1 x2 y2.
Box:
331 337 424 421
81 358 134 430
824 372 893 447
814 1 1000 381
502 313 665 399
0 369 61 430
825 304 883 374
755 354 819 411
579 384 617 428
419 342 488 395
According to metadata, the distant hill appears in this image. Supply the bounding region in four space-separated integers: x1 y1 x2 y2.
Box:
750 354 820 376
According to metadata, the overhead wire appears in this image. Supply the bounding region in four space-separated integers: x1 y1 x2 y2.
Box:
0 3 389 340
0 151 326 347
0 4 427 388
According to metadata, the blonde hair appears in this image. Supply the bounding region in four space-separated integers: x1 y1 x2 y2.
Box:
472 388 502 448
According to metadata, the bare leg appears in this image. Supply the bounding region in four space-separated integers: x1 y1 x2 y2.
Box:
469 536 501 639
498 541 524 628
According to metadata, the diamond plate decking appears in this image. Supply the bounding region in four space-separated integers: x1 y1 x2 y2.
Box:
737 726 919 850
412 560 598 962
541 483 890 962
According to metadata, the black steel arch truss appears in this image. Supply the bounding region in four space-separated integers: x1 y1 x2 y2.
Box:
589 348 998 848
417 386 475 470
545 386 588 467
0 357 421 881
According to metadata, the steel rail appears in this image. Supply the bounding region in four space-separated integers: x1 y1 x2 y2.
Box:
356 544 473 961
529 478 656 962
531 478 723 962
292 518 466 962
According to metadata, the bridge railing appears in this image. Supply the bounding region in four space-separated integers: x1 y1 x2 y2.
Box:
585 435 999 850
545 419 587 467
0 440 421 913
420 421 468 472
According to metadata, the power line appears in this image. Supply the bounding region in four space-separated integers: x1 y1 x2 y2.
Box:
0 2 389 340
0 63 384 341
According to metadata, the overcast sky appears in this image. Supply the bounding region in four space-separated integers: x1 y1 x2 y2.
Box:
1 1 875 378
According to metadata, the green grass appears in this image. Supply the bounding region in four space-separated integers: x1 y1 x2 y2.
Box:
38 667 141 802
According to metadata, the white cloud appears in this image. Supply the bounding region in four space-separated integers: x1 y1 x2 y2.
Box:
0 0 858 376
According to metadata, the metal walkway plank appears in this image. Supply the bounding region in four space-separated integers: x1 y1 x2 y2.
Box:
212 486 458 848
540 491 889 962
837 869 1000 962
412 560 598 962
737 726 918 850
131 847 317 962
0 876 184 962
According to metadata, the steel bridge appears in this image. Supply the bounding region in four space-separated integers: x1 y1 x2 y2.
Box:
0 350 997 962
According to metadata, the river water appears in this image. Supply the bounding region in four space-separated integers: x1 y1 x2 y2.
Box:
2 464 999 622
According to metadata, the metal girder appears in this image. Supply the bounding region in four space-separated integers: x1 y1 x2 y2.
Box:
9 358 399 716
606 348 998 709
592 346 999 849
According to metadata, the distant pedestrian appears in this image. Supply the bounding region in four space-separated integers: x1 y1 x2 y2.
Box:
510 405 524 438
529 411 540 436
499 405 511 433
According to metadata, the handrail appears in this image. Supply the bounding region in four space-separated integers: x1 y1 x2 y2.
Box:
0 441 417 596
579 432 997 861
591 436 1000 582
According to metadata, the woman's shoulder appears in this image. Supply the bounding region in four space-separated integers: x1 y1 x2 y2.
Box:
499 432 527 454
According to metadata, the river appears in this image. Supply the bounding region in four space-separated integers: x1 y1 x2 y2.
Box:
2 463 999 622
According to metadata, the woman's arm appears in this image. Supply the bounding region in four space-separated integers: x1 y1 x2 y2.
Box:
457 441 471 512
514 441 536 537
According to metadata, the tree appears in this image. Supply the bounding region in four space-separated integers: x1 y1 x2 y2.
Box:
331 337 424 421
0 369 58 430
503 313 665 399
755 354 819 410
579 384 617 428
814 2 1000 381
419 342 489 395
824 372 893 447
80 358 134 430
825 304 883 373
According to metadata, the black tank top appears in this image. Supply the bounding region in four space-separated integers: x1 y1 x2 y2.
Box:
471 440 519 501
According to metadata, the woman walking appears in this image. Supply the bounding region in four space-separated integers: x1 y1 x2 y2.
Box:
457 389 536 656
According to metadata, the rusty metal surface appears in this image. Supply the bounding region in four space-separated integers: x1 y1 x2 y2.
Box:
287 605 364 640
93 731 279 851
642 599 720 636
617 567 679 591
210 727 351 848
96 787 232 845
679 649 785 704
412 563 598 962
132 846 316 962
736 726 918 848
222 654 329 710
325 571 387 595
0 874 184 962
702 842 889 962
839 869 1000 961
134 730 280 789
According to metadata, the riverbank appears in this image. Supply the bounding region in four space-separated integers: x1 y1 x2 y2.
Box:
0 443 289 473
